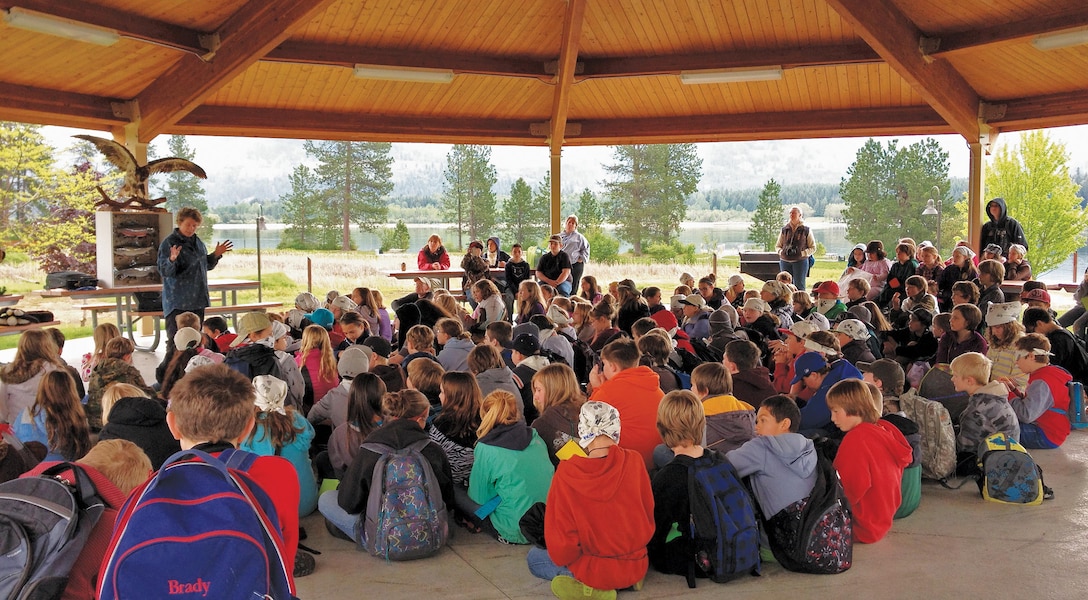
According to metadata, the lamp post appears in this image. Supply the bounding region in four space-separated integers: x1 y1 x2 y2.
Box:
922 185 941 252
255 202 264 302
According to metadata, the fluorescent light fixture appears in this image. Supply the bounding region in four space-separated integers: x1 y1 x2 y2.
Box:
353 64 455 84
679 66 783 85
1032 27 1088 51
2 7 119 46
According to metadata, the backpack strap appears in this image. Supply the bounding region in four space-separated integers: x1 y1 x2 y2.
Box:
39 462 106 508
1 427 41 472
218 447 260 472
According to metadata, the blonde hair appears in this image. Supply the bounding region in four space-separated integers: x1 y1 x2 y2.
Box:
950 352 992 385
691 362 733 396
518 281 546 319
406 324 435 353
298 325 338 381
101 383 149 425
825 379 880 424
79 439 152 495
531 364 585 414
656 390 705 448
477 390 520 438
406 358 444 396
176 311 201 331
168 364 255 444
92 323 122 361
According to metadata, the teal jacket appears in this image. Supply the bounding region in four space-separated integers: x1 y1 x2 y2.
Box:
469 423 553 543
241 410 318 517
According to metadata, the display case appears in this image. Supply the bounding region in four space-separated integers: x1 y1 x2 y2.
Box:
96 210 174 288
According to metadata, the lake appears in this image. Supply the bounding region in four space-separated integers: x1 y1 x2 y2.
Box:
211 221 1087 284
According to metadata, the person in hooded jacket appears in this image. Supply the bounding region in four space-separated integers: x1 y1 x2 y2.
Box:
468 345 520 403
826 379 912 543
587 339 665 470
792 351 864 437
527 401 654 597
98 383 180 470
467 390 553 544
435 318 475 372
979 197 1028 257
321 389 454 541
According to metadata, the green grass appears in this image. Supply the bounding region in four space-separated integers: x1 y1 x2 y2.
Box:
0 324 94 351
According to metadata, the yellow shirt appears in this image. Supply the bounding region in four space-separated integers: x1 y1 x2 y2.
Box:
702 394 755 417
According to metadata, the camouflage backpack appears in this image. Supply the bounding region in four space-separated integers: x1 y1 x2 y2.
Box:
899 390 956 481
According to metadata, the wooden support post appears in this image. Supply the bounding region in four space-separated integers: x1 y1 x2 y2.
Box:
550 152 562 234
967 141 985 252
712 254 718 279
307 258 313 293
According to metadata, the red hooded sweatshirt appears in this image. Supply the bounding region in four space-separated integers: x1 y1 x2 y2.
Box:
834 420 912 543
590 366 664 469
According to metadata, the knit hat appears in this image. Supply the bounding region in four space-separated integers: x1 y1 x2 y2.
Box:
252 375 287 415
742 298 769 313
232 312 272 347
306 308 335 329
174 327 202 351
834 318 870 341
679 294 706 308
986 301 1021 327
858 359 905 395
650 309 679 336
331 295 358 312
337 347 370 378
791 352 828 385
577 401 621 449
295 292 320 313
1020 288 1051 305
361 335 392 358
812 281 840 296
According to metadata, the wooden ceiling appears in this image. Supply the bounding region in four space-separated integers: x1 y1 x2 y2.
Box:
1 0 1087 149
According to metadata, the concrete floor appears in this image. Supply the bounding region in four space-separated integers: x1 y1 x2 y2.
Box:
5 335 1088 599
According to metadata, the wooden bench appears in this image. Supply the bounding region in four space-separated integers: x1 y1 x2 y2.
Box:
80 302 118 327
128 302 283 351
0 321 61 337
738 251 782 281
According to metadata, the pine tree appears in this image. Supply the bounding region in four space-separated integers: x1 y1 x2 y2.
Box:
304 140 394 250
279 165 336 249
749 178 783 251
604 144 702 254
576 187 603 232
442 144 497 248
158 135 211 237
0 122 54 230
501 177 536 245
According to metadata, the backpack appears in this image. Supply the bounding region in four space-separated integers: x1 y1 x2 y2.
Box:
358 439 449 561
0 463 105 600
98 449 295 600
689 338 724 364
664 364 692 390
685 450 760 587
977 433 1051 505
762 451 852 574
899 389 957 481
558 330 596 387
1068 381 1087 430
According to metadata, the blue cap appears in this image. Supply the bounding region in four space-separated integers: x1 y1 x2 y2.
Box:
791 352 828 386
306 308 335 329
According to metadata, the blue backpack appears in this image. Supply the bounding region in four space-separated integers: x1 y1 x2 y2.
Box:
97 449 295 600
686 450 760 587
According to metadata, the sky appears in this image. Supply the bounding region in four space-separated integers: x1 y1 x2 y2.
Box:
40 123 1088 203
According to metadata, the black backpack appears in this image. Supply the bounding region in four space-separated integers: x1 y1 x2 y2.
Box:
0 463 106 599
557 330 597 387
685 450 760 587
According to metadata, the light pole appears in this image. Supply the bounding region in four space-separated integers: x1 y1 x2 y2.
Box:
255 202 264 302
922 185 941 252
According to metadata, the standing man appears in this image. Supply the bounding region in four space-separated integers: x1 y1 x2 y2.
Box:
536 235 573 297
560 215 589 294
979 197 1028 257
158 207 232 345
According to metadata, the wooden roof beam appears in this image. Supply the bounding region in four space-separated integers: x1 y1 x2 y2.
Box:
175 106 540 145
581 43 881 78
135 0 336 143
991 90 1088 131
0 0 214 57
265 42 552 81
929 7 1088 56
571 106 951 145
548 0 586 154
824 0 981 141
0 81 122 128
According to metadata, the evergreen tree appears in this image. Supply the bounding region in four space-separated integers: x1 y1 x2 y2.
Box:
0 122 54 230
442 144 497 248
158 135 212 237
748 178 783 251
840 138 952 251
304 140 394 250
604 144 702 254
380 220 411 253
501 177 539 245
987 131 1088 275
576 187 603 231
279 165 337 249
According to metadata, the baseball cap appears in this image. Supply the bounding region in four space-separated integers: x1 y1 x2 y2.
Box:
306 308 335 329
361 335 392 358
742 298 769 313
1020 288 1051 304
791 352 828 385
548 234 562 243
834 318 870 341
337 347 370 378
778 320 819 340
414 276 442 292
232 311 272 347
812 281 840 296
331 295 357 312
669 294 686 311
511 332 540 356
174 327 202 351
858 359 905 395
727 274 744 287
679 294 707 308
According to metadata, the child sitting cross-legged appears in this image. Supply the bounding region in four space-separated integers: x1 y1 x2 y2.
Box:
950 352 1020 474
526 401 655 600
825 379 912 543
1010 334 1072 449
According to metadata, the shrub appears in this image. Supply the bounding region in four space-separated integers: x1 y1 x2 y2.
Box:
585 230 619 264
379 220 411 253
644 241 696 263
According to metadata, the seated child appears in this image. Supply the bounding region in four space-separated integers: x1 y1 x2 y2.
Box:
826 379 911 543
307 347 370 429
867 382 921 519
526 401 654 598
694 362 754 452
1010 334 1072 449
321 389 454 541
950 352 1020 469
164 364 301 579
23 439 152 599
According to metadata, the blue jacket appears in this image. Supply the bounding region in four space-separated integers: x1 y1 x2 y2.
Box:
157 228 220 315
799 360 863 434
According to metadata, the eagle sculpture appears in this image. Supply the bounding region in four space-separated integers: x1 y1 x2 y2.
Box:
75 135 207 211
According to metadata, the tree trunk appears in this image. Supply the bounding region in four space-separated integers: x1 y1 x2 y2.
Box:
342 145 352 251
